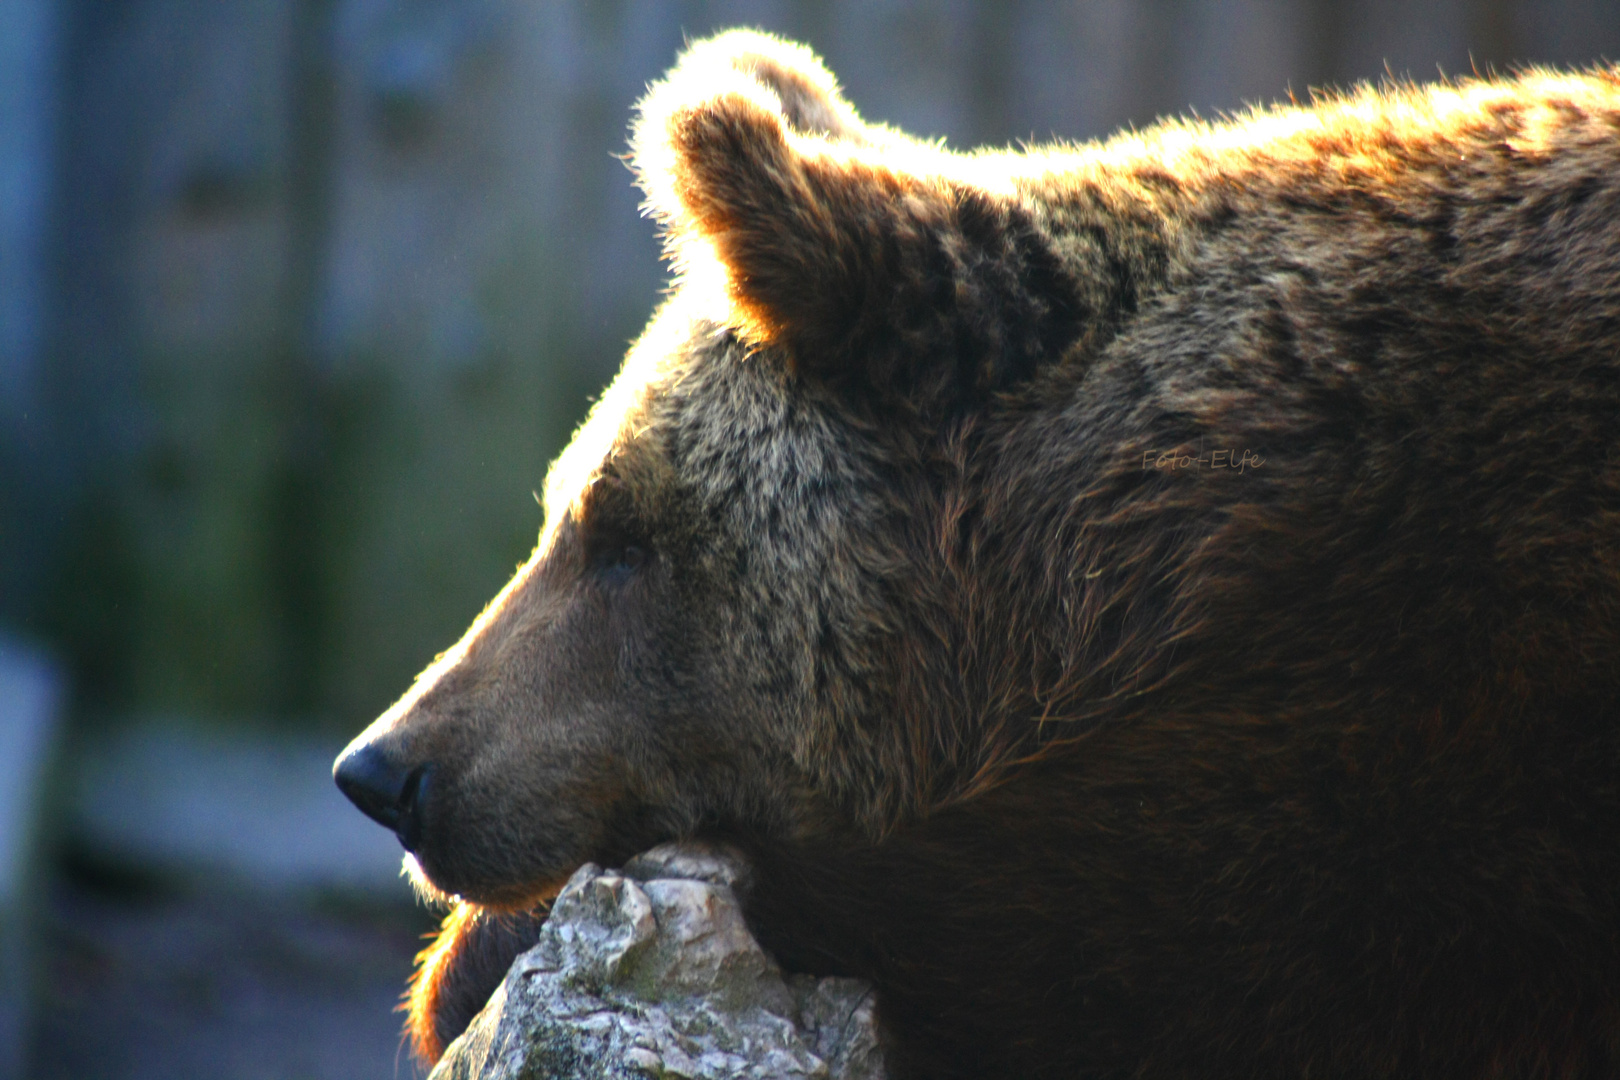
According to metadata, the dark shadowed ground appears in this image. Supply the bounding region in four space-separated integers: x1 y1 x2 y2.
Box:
27 854 434 1080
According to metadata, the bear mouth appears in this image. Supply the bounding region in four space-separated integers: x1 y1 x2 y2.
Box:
403 852 579 914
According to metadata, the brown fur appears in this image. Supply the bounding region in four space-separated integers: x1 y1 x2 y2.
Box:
404 903 547 1062
338 29 1620 1078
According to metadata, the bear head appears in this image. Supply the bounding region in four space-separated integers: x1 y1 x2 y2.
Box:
333 28 1124 909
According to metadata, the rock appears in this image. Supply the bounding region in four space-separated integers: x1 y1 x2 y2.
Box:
429 843 885 1080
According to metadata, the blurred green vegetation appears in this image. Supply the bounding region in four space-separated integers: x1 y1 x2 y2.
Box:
34 256 617 737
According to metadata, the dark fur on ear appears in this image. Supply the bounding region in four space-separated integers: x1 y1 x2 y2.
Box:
633 33 1085 408
405 902 547 1064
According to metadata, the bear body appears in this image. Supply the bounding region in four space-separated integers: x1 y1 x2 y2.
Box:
336 32 1620 1079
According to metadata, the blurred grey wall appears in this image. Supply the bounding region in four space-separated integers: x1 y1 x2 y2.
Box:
0 0 60 661
9 0 1620 733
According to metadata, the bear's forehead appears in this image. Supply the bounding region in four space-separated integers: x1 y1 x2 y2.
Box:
652 318 880 545
542 297 873 552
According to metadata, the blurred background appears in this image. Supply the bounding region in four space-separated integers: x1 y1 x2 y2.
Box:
2 1 1617 1077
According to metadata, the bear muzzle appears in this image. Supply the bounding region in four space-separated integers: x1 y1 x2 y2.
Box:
334 741 431 853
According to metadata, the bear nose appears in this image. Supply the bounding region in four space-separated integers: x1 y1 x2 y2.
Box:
334 744 429 851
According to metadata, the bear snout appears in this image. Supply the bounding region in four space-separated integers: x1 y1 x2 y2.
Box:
334 742 431 852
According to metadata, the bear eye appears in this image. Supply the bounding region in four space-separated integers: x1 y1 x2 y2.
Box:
594 542 648 586
580 468 651 585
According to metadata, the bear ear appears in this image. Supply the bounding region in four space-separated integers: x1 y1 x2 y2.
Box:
671 29 869 144
632 31 1082 403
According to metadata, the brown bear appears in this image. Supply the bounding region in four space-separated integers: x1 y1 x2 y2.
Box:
335 29 1620 1079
